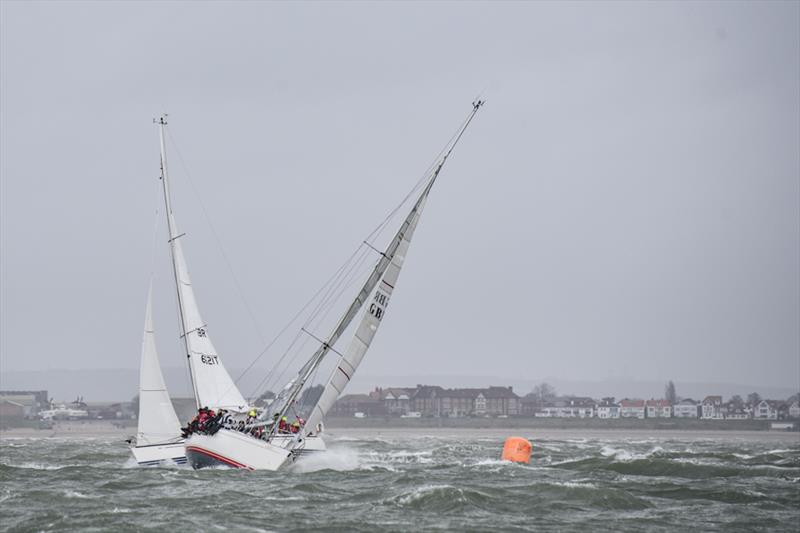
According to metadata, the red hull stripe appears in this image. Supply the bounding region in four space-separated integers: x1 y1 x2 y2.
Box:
186 445 253 470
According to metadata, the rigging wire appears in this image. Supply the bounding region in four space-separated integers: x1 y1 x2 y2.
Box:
239 243 369 399
234 105 481 402
165 128 268 349
247 246 374 400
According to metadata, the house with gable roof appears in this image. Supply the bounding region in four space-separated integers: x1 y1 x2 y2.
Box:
619 399 646 419
787 400 800 420
411 385 446 416
753 399 779 420
701 396 724 419
381 388 413 415
645 399 672 418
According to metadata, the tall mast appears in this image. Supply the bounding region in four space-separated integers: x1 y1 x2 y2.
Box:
156 115 200 409
268 100 484 434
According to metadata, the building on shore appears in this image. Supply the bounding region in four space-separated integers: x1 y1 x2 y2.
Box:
753 400 779 420
645 399 672 418
0 390 49 419
342 385 521 417
535 397 595 418
701 396 724 419
673 399 700 418
596 399 620 419
619 399 646 419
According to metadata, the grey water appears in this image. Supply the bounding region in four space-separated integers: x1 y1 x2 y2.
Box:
1 429 798 532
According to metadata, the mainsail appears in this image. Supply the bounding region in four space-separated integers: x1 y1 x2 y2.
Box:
269 100 485 437
157 117 247 411
303 184 431 435
136 284 182 445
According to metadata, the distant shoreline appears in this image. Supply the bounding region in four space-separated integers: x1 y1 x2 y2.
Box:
2 417 798 442
323 416 794 432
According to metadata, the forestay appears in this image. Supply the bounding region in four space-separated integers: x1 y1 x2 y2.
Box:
137 284 182 445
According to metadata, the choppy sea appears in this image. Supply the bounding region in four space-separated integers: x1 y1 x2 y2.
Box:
1 429 798 532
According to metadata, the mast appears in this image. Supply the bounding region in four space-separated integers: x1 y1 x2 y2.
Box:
268 100 484 436
156 115 200 409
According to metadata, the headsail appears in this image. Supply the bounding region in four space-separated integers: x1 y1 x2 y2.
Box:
156 116 248 411
136 284 182 445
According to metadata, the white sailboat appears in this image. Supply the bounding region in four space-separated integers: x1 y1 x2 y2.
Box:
183 101 484 471
151 115 325 468
130 284 186 466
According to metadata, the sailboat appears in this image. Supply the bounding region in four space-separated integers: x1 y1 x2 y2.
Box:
182 101 484 470
130 285 187 466
149 114 327 467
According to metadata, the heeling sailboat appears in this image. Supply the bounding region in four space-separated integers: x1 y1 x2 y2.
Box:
130 284 186 466
184 101 484 471
155 116 248 413
152 116 324 466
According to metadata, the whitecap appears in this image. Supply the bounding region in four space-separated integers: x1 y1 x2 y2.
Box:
552 481 597 489
290 447 362 473
64 490 92 499
395 484 462 506
732 453 754 460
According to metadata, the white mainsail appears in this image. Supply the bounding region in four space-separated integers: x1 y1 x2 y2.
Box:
136 284 182 445
303 191 429 434
296 101 485 437
157 117 247 412
171 234 247 410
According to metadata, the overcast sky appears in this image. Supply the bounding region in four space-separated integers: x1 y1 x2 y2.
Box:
1 1 798 393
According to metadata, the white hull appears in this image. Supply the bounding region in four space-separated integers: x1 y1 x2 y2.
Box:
184 429 325 470
131 441 186 466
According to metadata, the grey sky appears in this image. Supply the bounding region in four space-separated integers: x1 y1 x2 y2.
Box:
1 1 798 394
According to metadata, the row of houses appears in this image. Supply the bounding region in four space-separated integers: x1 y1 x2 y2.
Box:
571 396 799 420
329 386 800 421
331 385 522 417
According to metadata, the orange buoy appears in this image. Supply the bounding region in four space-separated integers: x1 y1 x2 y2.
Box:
502 436 533 463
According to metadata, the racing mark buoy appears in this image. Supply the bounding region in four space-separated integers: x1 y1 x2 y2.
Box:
502 436 532 463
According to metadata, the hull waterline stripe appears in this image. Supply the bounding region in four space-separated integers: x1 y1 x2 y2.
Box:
185 445 253 470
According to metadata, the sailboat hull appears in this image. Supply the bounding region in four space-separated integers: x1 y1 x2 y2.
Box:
184 429 325 470
131 441 187 467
